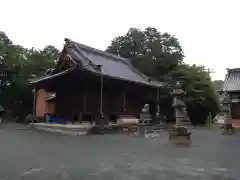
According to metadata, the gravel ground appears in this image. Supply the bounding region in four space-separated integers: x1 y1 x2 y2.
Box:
0 124 240 180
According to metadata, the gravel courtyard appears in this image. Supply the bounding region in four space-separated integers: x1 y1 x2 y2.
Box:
1 125 240 180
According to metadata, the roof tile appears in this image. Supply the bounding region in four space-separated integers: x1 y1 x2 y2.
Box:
65 39 162 87
222 69 240 92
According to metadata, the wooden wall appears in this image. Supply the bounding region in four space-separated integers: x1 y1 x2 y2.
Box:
231 103 240 118
35 89 56 117
34 70 157 121
35 89 47 117
54 87 145 120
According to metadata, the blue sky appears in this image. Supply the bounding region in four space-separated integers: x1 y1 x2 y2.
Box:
1 0 239 80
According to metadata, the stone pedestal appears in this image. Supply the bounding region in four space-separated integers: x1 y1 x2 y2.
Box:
221 93 235 135
169 82 192 144
222 124 235 135
169 125 191 146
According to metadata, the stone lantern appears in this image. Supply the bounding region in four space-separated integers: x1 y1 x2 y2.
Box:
171 82 190 126
221 92 235 135
169 81 191 145
140 104 151 124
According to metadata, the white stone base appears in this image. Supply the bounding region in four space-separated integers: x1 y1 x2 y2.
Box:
117 116 139 125
32 123 92 136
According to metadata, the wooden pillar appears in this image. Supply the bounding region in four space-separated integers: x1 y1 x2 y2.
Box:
32 89 36 116
156 87 160 116
100 74 103 115
83 92 86 114
123 90 126 113
82 87 88 124
153 87 160 124
98 65 105 126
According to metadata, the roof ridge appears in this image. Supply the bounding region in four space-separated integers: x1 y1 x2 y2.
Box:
222 68 240 92
228 68 240 73
64 38 150 81
65 38 129 63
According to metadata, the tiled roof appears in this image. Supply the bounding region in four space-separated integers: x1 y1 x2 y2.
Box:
29 68 74 84
45 92 56 101
64 39 162 87
222 68 240 92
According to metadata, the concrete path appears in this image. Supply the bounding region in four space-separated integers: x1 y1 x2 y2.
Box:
0 125 240 179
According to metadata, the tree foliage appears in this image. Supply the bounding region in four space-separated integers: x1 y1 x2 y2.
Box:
107 27 220 124
107 27 184 80
0 28 220 124
0 31 60 119
177 64 220 124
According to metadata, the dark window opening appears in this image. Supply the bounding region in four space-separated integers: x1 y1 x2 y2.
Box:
109 114 117 123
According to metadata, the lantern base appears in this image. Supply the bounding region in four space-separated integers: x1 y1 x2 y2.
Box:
169 125 192 146
222 124 236 135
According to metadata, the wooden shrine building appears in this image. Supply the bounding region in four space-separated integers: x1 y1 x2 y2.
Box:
29 39 162 124
222 68 240 119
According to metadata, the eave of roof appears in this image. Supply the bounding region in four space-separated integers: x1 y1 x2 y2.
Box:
28 67 74 84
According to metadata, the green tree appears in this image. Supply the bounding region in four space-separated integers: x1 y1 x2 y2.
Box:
0 32 15 88
107 27 184 80
177 64 220 124
23 45 59 79
107 27 220 124
0 31 60 119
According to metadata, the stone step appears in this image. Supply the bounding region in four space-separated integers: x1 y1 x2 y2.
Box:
90 126 116 134
0 124 31 130
139 124 169 134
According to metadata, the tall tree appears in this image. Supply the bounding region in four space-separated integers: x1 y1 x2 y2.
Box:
0 32 60 119
107 27 220 124
177 64 220 124
107 27 184 80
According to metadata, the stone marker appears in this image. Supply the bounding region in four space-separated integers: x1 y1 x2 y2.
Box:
140 104 152 124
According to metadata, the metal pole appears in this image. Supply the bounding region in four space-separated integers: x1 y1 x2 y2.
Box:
156 87 160 116
99 72 104 126
100 73 103 115
123 90 126 112
83 92 86 113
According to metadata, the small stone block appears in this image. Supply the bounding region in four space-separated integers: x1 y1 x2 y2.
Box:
171 135 192 146
169 125 192 146
222 124 236 135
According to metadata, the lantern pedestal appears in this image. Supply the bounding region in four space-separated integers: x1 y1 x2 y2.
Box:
222 124 235 135
169 125 192 146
